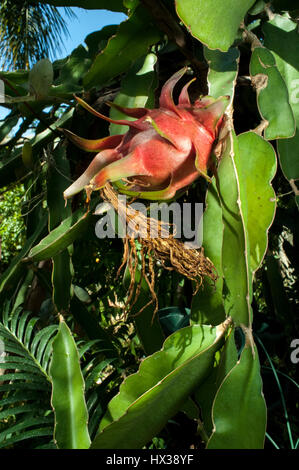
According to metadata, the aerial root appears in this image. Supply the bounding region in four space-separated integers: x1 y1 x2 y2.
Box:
100 183 217 320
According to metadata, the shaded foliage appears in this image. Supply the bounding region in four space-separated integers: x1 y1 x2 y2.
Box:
0 0 298 450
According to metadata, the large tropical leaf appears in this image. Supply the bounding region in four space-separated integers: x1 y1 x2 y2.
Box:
207 330 267 449
175 0 255 52
91 320 231 449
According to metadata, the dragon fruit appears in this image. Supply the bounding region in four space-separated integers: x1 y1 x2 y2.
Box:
63 68 229 201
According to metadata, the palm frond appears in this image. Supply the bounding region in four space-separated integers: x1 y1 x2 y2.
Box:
79 341 118 440
0 1 76 70
0 301 120 447
0 303 58 448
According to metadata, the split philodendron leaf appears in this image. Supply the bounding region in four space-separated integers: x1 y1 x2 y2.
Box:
62 68 230 202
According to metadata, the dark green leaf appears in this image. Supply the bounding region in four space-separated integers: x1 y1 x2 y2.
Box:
26 207 94 262
0 427 53 449
51 46 92 96
47 144 73 311
85 25 119 58
83 7 161 89
158 307 190 337
191 165 225 326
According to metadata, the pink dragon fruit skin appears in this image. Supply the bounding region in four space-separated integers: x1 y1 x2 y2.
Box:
63 68 229 201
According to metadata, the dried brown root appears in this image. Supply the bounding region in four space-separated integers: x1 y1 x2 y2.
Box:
100 183 217 321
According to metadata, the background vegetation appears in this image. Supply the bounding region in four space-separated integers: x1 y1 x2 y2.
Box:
0 0 298 450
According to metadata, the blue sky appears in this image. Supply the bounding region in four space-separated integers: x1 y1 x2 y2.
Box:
0 8 126 120
56 7 126 57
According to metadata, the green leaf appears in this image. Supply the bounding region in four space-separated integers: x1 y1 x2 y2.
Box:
26 206 94 262
194 131 276 327
83 7 161 89
195 136 275 326
84 25 119 58
0 70 29 86
109 52 157 135
0 361 42 374
47 145 73 312
236 132 277 273
207 337 267 449
250 47 295 140
263 14 299 181
51 46 92 96
0 72 29 104
123 0 139 10
0 418 53 443
50 319 90 449
194 329 238 437
73 285 91 304
194 131 273 447
216 133 252 326
36 0 127 12
216 131 276 325
191 182 225 326
248 0 266 15
175 0 255 52
31 325 58 362
204 46 240 105
0 427 53 449
47 145 71 230
52 250 72 312
90 321 230 449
